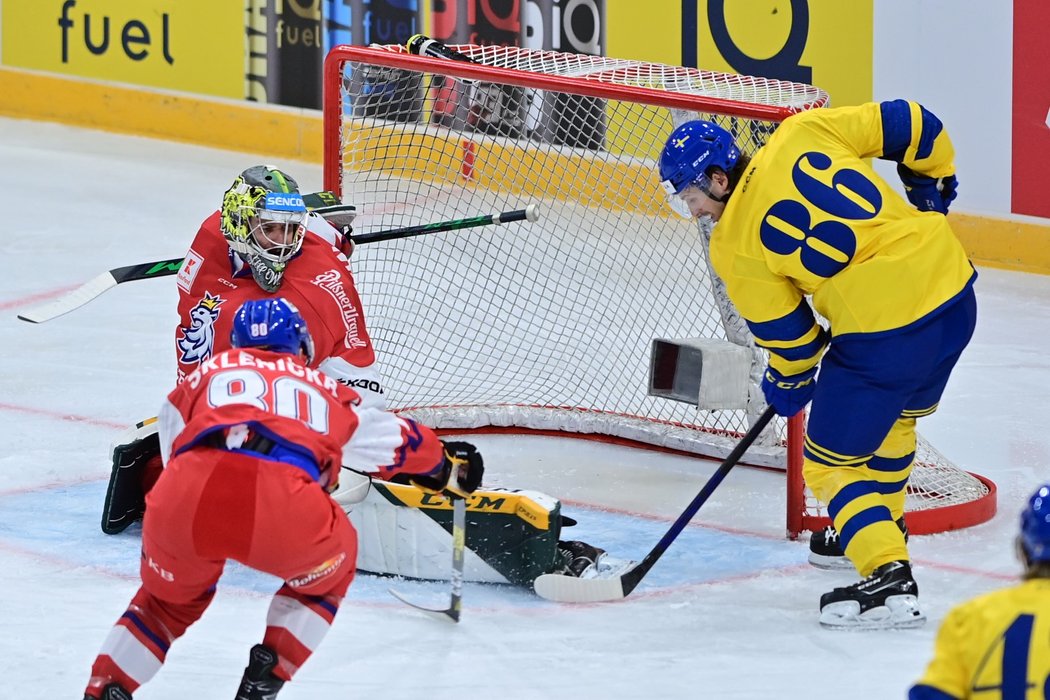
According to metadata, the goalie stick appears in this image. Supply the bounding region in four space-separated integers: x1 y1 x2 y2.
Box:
389 496 466 623
16 204 540 324
532 405 777 604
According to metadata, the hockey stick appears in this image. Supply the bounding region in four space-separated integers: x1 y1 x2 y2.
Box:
14 190 343 325
407 35 524 139
532 405 777 604
16 204 540 324
407 33 477 64
389 495 466 622
353 203 538 244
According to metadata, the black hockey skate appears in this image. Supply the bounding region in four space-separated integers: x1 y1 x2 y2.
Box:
557 540 607 578
235 644 285 700
818 560 925 630
85 683 133 700
808 516 909 570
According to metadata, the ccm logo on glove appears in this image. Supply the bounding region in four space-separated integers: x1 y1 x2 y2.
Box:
761 365 818 418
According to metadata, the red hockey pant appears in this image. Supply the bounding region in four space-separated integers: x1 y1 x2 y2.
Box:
86 447 357 696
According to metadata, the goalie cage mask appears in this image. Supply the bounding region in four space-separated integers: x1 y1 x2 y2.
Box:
220 166 308 293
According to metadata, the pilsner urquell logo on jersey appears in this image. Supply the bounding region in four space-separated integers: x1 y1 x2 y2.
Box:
177 292 225 365
311 269 367 350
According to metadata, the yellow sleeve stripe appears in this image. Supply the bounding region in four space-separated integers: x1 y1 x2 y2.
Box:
902 404 938 418
754 325 827 362
904 101 955 177
904 101 924 164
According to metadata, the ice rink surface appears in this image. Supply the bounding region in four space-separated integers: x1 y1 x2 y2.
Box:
3 116 1050 698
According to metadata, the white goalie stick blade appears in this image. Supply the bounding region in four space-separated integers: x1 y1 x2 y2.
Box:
388 496 466 622
17 257 184 324
532 570 631 604
17 271 118 323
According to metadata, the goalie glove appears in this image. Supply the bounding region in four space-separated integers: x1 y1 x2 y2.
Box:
309 203 357 258
410 441 484 498
897 164 958 214
761 365 818 418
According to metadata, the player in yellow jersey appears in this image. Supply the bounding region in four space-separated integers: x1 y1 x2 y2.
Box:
658 101 976 629
910 484 1050 699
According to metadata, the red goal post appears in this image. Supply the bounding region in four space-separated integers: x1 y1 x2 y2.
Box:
321 43 995 538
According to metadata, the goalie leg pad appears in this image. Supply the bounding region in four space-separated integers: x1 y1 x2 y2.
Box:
101 418 162 535
330 469 372 505
343 481 564 586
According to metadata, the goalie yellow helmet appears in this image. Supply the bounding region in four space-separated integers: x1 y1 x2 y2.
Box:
220 166 307 293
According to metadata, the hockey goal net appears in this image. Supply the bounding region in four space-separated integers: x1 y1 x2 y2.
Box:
321 44 995 538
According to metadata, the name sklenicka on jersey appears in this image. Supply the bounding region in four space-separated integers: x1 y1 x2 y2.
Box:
183 350 340 398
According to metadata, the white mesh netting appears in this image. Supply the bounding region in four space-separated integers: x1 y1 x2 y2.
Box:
324 44 991 530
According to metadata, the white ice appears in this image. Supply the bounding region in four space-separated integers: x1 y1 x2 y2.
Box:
2 116 1050 699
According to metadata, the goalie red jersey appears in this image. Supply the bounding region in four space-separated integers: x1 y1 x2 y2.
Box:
174 211 384 407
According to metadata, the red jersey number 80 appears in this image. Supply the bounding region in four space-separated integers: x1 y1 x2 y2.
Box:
206 368 331 434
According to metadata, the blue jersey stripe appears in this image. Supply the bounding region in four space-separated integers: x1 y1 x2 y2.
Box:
745 299 819 343
838 504 894 549
867 452 915 473
879 99 912 162
757 332 827 362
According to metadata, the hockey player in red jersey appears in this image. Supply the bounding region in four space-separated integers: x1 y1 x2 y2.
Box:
102 164 621 590
84 298 483 700
174 165 381 400
103 166 382 532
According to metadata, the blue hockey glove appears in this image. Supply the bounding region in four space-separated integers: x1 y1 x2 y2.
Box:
761 365 818 418
897 164 958 214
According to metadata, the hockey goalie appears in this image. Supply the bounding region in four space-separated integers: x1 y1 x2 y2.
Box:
101 165 626 589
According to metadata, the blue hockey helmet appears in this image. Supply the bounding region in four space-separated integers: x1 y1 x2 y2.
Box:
230 298 314 364
659 120 741 196
1020 484 1050 564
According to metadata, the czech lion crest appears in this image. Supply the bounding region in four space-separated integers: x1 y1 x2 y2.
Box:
178 292 225 365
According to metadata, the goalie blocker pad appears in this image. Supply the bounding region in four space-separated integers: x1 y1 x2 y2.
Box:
102 417 161 534
337 481 565 586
